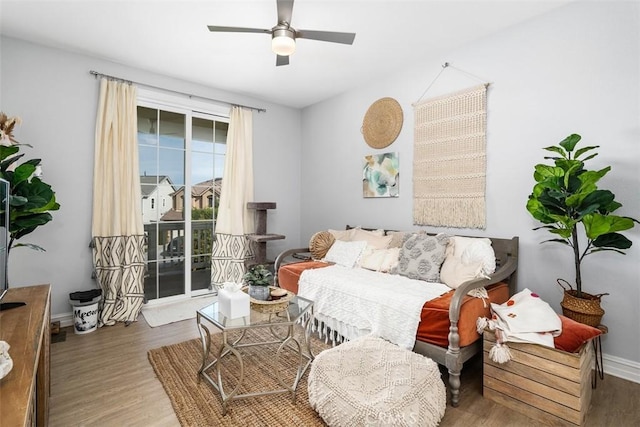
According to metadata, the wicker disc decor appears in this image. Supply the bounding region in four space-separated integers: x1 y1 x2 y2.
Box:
242 286 294 314
362 97 403 149
558 279 607 327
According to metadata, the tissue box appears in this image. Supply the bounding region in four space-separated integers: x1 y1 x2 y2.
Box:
218 288 250 319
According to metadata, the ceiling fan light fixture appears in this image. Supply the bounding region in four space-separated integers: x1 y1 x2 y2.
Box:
271 28 296 56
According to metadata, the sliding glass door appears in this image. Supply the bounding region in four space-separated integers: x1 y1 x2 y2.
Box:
137 103 228 302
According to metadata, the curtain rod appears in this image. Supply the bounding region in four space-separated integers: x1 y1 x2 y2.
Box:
89 70 267 113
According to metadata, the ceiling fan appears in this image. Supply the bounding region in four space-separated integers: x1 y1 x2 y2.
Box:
207 0 356 66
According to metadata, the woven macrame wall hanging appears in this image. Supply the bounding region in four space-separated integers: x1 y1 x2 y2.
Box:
412 84 487 229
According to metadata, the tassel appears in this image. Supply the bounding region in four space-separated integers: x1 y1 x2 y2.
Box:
468 287 489 305
476 317 489 335
489 342 512 363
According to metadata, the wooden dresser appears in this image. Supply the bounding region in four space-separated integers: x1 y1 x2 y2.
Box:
0 285 51 426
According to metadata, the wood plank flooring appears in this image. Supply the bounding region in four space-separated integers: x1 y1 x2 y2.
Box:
50 319 200 426
50 319 640 426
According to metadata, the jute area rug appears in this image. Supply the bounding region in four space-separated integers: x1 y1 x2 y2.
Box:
148 326 330 426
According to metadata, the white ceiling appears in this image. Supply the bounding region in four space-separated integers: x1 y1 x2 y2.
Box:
1 0 572 109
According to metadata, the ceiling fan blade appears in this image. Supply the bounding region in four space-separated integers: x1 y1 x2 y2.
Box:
296 29 356 45
277 0 294 24
207 25 271 34
276 55 290 66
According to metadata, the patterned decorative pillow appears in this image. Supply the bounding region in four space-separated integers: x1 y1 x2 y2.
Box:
309 231 336 260
394 233 450 282
323 240 368 268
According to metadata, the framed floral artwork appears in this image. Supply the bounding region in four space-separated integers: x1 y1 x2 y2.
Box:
362 152 399 198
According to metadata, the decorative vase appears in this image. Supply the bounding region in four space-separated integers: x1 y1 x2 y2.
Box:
248 284 270 301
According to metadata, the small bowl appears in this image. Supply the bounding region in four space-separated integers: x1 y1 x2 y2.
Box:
270 288 288 299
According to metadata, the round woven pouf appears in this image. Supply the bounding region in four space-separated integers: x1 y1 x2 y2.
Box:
308 335 446 427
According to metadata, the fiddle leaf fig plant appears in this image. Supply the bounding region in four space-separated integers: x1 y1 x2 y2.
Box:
526 134 637 298
0 112 60 253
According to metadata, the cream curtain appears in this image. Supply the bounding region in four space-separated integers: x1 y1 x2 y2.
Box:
91 78 145 326
211 107 255 286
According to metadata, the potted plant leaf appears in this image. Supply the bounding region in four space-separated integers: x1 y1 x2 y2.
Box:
0 113 60 254
526 133 638 326
244 264 273 301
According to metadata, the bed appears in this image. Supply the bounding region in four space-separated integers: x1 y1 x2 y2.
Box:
274 231 519 406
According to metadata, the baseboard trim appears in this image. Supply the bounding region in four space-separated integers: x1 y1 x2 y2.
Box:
603 353 640 384
51 310 640 384
52 312 73 328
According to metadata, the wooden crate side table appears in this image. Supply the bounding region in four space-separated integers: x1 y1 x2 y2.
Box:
483 330 593 426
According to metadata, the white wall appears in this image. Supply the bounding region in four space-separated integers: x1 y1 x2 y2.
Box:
300 1 640 364
0 36 302 318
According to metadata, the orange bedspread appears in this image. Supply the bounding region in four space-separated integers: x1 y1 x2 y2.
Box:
278 261 509 348
418 283 508 347
278 260 329 294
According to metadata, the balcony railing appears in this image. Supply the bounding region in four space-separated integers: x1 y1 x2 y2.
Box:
144 221 213 270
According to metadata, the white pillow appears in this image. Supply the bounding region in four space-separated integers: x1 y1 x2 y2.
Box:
323 240 368 268
451 236 493 258
350 227 385 237
351 228 393 249
449 236 496 275
440 257 484 289
460 240 496 275
359 247 400 273
328 228 356 241
380 247 401 272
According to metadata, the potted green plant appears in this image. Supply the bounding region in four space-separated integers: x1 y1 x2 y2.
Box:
0 113 60 254
526 133 637 325
244 264 272 301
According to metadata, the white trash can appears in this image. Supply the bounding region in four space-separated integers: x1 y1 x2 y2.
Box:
69 290 102 334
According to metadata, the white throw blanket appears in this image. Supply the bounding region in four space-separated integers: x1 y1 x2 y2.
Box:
298 265 451 350
477 288 562 363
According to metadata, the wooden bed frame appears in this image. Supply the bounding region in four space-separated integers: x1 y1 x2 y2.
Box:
273 234 519 407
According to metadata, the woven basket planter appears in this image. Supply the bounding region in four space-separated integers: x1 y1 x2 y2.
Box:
558 279 608 327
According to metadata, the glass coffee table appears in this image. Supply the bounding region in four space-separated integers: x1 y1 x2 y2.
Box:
196 295 314 415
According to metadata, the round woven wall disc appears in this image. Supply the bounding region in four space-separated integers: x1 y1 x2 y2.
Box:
362 97 403 149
